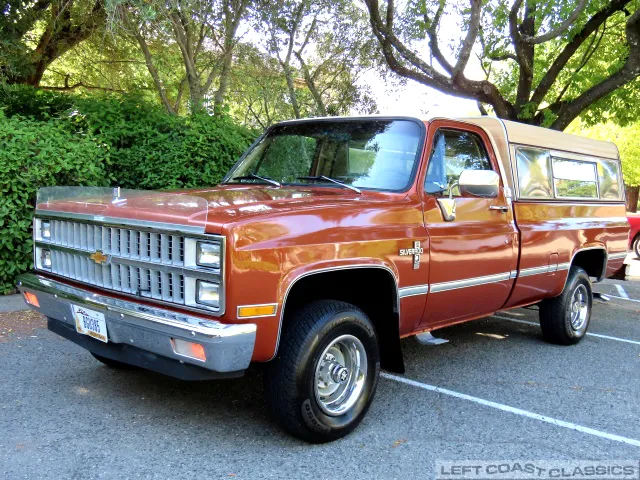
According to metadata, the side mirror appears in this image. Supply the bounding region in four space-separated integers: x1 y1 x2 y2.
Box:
458 170 500 198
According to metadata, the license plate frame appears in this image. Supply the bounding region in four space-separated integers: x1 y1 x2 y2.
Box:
72 305 108 343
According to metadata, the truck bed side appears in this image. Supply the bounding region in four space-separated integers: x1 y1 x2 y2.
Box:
504 201 629 309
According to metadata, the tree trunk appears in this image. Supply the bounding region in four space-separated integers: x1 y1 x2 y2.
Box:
130 21 176 115
213 49 233 112
283 66 301 118
212 0 249 113
626 185 639 212
8 0 104 87
295 53 327 116
9 63 48 87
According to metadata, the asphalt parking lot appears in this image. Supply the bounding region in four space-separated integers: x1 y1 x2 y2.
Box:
1 278 639 479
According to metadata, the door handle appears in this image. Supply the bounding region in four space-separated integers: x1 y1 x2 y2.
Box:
489 205 510 212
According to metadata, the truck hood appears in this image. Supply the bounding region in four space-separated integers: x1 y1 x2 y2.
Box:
36 185 384 234
185 185 376 232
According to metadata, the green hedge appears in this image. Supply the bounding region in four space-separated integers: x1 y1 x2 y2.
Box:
76 98 255 189
0 86 256 293
0 110 109 293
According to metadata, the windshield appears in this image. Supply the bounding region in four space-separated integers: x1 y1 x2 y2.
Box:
225 119 423 191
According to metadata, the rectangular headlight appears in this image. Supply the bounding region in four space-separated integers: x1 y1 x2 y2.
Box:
196 242 220 268
196 280 219 308
41 249 52 269
41 220 51 240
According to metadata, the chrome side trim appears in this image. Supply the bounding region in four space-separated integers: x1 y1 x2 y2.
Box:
430 271 511 293
236 303 279 319
399 284 429 298
608 252 628 260
273 264 399 361
37 210 206 235
397 258 603 299
519 265 554 277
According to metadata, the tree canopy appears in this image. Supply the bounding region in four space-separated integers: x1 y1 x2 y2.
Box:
365 0 640 130
2 0 640 132
568 120 640 209
2 0 378 120
1 0 105 85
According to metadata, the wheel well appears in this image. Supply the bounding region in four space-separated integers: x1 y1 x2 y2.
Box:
571 248 606 281
281 268 405 373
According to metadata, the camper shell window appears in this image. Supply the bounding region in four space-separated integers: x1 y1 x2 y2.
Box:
514 145 623 201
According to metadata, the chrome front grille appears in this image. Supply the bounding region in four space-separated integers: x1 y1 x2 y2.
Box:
34 216 225 313
49 249 185 302
48 220 185 266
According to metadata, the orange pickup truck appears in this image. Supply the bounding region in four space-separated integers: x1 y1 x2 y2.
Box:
18 116 629 442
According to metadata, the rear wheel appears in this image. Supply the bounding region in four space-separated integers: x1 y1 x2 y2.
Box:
633 235 640 258
539 267 592 345
264 300 380 443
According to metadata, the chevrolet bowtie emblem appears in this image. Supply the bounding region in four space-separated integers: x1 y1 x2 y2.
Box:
89 251 108 265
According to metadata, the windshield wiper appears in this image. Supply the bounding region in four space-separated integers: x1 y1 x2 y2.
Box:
297 175 361 194
229 173 281 187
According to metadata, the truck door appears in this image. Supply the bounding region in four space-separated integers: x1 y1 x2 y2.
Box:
420 120 518 327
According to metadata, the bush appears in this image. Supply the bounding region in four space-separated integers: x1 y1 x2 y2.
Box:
0 85 76 120
0 86 257 293
72 97 255 189
0 110 109 293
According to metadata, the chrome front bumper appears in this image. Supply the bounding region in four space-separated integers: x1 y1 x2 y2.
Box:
17 274 256 376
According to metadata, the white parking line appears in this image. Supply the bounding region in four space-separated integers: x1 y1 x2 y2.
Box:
606 294 640 304
382 372 640 448
615 284 630 299
493 315 640 346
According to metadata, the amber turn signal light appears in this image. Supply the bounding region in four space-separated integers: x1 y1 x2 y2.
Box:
237 305 277 318
23 292 40 308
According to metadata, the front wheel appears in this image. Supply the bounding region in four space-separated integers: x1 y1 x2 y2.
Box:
633 235 640 258
264 300 380 443
539 266 592 345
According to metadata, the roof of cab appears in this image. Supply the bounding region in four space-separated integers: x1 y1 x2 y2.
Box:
277 116 619 161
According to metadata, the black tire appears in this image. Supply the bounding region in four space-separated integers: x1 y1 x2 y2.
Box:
91 353 137 370
264 300 380 443
633 235 640 258
539 266 592 345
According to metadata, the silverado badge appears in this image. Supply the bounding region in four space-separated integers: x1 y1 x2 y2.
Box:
399 241 423 270
89 251 108 265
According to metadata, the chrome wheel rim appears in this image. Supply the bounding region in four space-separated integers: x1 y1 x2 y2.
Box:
569 284 589 331
314 334 368 416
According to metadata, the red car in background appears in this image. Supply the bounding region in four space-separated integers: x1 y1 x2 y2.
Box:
629 213 640 257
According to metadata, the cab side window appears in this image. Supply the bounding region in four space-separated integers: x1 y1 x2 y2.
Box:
424 129 493 196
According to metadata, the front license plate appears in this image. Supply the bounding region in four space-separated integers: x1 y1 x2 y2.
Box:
72 305 108 343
